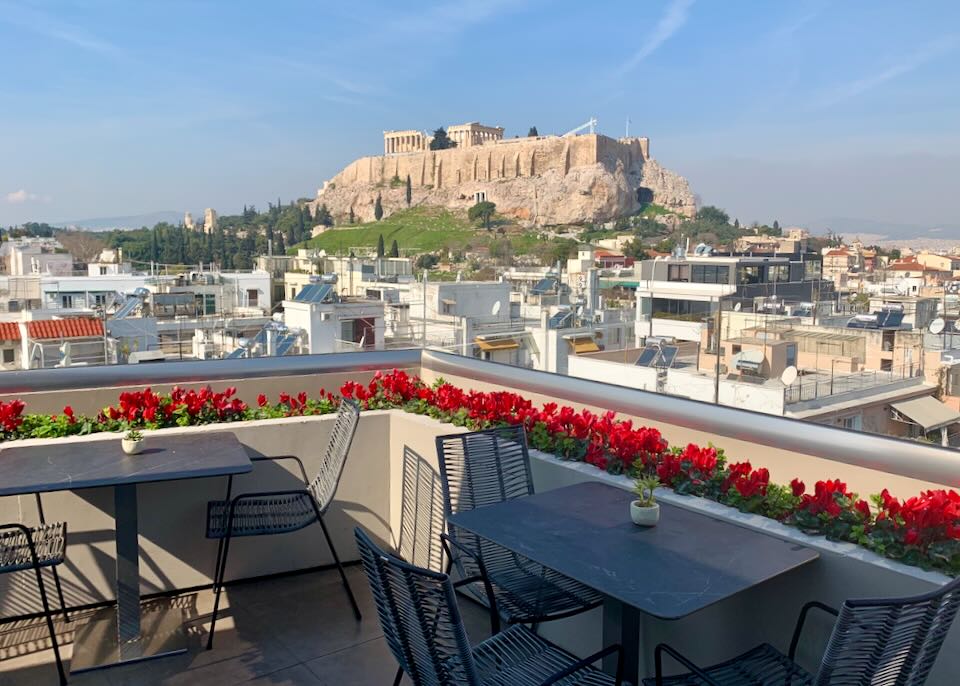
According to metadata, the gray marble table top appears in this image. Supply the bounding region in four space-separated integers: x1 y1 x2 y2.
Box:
0 431 252 496
448 480 819 619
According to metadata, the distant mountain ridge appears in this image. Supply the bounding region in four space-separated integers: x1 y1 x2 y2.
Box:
57 211 186 230
805 216 960 240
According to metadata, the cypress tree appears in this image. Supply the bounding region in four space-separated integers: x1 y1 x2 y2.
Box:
374 194 383 221
390 239 399 258
405 175 412 206
377 234 385 257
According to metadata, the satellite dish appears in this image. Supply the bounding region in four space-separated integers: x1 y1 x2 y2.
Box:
491 301 501 316
781 366 798 386
930 318 945 335
733 302 742 312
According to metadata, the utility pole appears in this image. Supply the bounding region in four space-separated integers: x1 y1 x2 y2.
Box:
422 270 428 348
714 297 722 404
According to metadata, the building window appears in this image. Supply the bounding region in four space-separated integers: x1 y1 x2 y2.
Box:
2 349 13 364
880 359 893 372
99 266 108 275
94 294 107 306
737 266 761 285
803 260 822 280
667 264 690 282
194 293 216 315
785 343 797 368
842 415 862 431
731 344 742 355
691 265 730 284
247 289 258 307
61 294 74 308
290 287 297 299
767 264 789 283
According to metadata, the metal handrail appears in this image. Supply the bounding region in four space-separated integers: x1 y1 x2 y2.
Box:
420 350 960 489
0 349 421 394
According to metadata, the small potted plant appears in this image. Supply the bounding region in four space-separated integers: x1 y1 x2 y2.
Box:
631 474 660 526
122 428 145 455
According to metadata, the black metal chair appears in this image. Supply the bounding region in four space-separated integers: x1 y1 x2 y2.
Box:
0 518 69 685
355 526 623 686
644 575 960 685
205 399 362 649
437 425 604 634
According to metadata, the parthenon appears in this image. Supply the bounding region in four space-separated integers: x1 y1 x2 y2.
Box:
383 122 505 155
446 122 504 148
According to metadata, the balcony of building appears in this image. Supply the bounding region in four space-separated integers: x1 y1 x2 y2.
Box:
0 350 957 685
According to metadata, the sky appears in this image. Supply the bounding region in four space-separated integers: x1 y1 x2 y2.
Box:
1 0 958 233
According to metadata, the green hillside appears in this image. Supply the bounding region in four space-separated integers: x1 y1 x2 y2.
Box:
293 207 479 255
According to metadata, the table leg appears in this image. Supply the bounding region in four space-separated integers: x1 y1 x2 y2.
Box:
71 484 188 672
603 598 642 685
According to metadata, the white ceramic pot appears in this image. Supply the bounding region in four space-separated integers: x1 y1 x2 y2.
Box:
121 438 144 455
630 501 660 527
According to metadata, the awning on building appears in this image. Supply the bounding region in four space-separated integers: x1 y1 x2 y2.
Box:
891 396 960 432
441 298 457 306
565 335 600 354
475 337 519 352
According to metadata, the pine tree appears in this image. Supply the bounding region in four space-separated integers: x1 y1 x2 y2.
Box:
773 220 780 231
405 175 412 206
390 239 399 258
376 234 385 257
734 218 740 229
527 126 539 137
374 194 384 221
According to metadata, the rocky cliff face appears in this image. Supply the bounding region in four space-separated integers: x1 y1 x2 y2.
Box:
313 135 696 226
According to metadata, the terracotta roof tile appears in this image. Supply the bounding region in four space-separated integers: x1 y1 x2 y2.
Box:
26 318 104 340
0 323 20 341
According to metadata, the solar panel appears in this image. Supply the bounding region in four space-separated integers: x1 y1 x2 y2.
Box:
635 346 659 367
531 278 558 295
275 333 299 356
294 283 334 303
547 311 572 329
878 311 904 329
225 347 246 359
656 345 679 368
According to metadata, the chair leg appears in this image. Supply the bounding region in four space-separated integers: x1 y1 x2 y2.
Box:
206 532 233 651
32 564 67 686
49 565 70 623
393 665 404 686
318 515 361 621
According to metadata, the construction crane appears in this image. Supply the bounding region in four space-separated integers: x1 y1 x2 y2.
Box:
562 117 598 137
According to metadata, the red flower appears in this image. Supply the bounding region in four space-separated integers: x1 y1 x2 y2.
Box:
790 478 805 498
257 394 268 407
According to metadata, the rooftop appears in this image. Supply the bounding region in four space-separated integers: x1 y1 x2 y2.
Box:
0 351 957 684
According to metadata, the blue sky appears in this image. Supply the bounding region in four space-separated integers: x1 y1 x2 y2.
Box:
1 0 958 233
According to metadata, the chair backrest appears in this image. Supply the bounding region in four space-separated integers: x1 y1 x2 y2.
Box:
814 575 960 685
436 424 532 518
355 527 480 686
398 446 446 573
309 399 360 512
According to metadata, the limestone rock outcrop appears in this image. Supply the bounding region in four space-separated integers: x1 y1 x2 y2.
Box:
314 134 695 226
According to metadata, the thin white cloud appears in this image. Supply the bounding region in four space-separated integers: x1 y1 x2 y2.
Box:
614 0 694 77
814 35 959 108
6 189 50 204
0 2 119 55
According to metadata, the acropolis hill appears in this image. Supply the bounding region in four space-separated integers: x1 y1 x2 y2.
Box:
313 123 697 226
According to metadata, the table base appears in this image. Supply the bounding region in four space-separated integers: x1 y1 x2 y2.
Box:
70 606 187 673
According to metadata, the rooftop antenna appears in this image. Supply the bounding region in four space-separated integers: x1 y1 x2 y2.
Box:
625 117 630 138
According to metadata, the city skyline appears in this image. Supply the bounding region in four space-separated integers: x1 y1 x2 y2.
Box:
1 0 958 233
